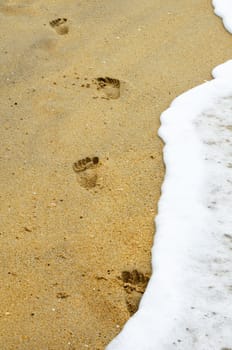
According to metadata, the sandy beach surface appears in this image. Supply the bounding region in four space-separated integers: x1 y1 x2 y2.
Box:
0 1 232 349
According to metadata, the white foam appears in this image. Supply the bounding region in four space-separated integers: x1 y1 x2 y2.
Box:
213 0 232 33
106 4 232 350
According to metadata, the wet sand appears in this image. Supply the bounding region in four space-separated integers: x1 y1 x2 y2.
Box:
0 1 232 349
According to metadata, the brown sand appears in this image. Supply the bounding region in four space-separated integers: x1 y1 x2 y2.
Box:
0 1 231 349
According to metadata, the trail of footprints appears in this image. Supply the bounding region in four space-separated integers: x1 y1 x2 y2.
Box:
48 17 121 97
47 19 144 316
71 76 120 189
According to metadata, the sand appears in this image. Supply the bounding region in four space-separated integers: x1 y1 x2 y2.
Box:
0 0 231 349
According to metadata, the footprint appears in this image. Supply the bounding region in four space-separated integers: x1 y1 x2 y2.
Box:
95 77 120 99
72 156 100 190
49 18 69 35
120 269 150 315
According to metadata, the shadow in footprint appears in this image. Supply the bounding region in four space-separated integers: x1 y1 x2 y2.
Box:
73 156 100 190
49 18 69 35
95 77 120 99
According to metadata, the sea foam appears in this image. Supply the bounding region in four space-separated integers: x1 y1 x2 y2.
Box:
213 0 232 33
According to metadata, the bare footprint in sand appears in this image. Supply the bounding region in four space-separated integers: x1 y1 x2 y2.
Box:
120 269 150 315
95 77 120 99
49 18 69 35
73 156 100 189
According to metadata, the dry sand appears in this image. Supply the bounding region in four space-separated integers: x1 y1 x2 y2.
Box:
0 0 232 349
